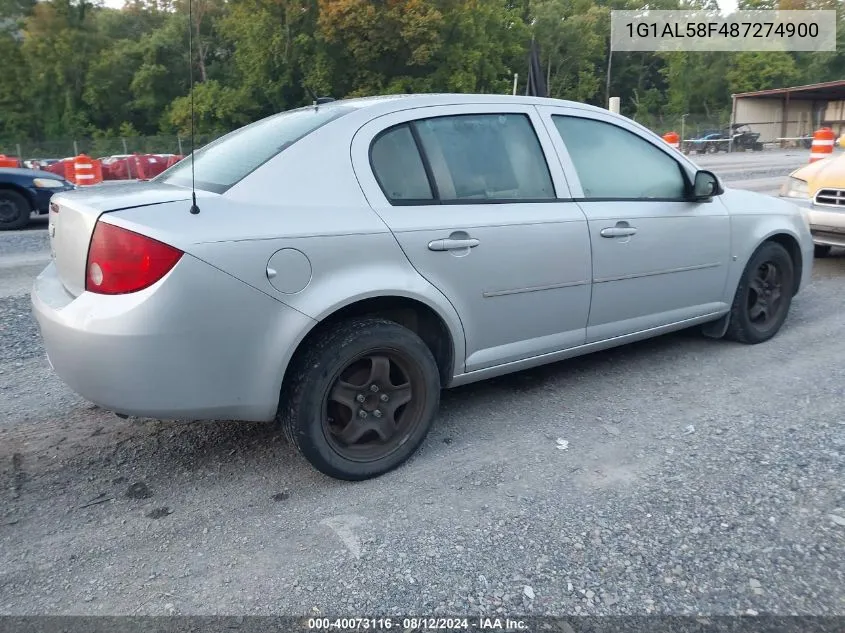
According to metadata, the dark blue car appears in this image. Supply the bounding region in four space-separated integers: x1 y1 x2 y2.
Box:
0 167 76 230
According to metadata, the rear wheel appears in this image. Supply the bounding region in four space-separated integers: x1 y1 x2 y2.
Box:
281 318 441 480
814 244 832 258
725 242 795 344
0 190 31 230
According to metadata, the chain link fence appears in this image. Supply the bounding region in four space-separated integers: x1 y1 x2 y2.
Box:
3 121 728 163
630 113 731 143
3 109 824 164
631 112 821 154
0 133 223 162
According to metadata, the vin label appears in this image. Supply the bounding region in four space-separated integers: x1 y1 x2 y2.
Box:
610 10 837 52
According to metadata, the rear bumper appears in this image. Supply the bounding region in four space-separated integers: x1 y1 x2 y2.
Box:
31 256 315 421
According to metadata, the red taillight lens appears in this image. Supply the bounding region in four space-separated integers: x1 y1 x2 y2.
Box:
85 221 183 295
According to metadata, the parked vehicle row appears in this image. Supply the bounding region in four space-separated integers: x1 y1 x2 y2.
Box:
685 124 764 154
0 167 76 230
43 153 183 183
0 152 183 230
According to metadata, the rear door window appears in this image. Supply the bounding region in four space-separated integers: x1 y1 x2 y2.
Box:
369 113 556 205
414 114 555 202
369 125 434 203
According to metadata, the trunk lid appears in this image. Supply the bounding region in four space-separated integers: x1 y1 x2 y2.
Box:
48 182 191 296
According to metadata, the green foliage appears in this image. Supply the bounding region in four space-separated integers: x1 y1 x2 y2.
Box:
0 0 839 145
532 0 609 104
166 79 249 134
726 52 800 94
660 51 729 119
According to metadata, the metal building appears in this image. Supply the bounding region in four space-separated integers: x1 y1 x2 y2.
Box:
730 79 845 146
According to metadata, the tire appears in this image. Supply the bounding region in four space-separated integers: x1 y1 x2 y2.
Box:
725 241 795 345
281 317 441 481
0 189 31 230
814 244 832 258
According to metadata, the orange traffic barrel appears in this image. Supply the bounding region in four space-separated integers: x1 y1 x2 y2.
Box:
810 127 835 163
662 131 680 151
45 157 77 181
72 154 103 185
0 154 21 167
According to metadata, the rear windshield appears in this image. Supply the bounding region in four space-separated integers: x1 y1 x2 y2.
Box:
156 104 354 194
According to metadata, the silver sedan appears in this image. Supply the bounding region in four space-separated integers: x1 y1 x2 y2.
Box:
32 94 814 480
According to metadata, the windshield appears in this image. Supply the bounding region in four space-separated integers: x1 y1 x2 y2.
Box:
157 104 354 193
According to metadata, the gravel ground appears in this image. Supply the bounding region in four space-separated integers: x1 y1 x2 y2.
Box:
0 157 843 617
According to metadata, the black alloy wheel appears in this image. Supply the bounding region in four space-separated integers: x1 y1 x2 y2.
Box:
322 349 427 462
726 241 795 344
0 190 30 230
282 318 441 480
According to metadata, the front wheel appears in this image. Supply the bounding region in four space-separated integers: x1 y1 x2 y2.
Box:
725 242 795 344
281 318 441 480
0 189 31 230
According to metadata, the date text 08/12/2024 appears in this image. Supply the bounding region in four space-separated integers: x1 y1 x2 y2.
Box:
625 21 819 39
306 617 529 630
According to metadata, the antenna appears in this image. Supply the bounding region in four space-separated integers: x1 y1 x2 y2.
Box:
188 0 200 215
303 85 334 108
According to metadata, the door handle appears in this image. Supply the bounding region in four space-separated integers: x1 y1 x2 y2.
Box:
428 238 480 251
600 227 638 238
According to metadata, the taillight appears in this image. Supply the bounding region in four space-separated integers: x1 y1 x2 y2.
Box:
85 221 183 295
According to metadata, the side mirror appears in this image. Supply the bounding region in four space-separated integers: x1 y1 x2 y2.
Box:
692 170 723 200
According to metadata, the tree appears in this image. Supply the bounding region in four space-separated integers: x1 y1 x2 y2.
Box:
531 0 608 103
166 79 249 134
0 0 841 146
726 51 800 94
218 0 317 115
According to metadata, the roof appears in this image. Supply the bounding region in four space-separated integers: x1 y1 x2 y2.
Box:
733 80 845 101
329 93 611 118
338 92 598 109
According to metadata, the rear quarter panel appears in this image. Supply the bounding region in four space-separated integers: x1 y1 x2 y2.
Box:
185 230 467 378
105 128 469 382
